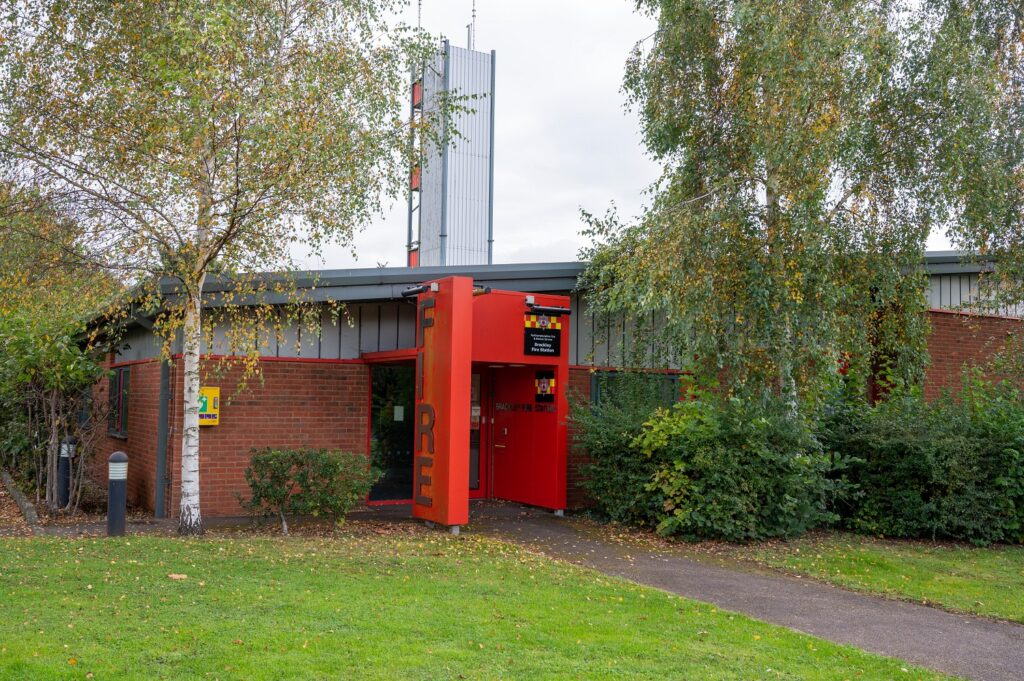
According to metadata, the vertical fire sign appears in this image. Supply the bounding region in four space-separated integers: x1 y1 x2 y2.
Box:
412 277 474 527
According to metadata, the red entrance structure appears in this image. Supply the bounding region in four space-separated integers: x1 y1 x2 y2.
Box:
408 276 570 530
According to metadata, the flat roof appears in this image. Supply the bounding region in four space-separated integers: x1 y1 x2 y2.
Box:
183 261 586 306
134 251 992 317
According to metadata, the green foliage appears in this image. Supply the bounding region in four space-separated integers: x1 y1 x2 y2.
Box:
0 204 112 506
0 1 444 532
637 393 839 541
241 448 379 534
917 2 1023 320
582 0 946 409
822 378 1024 545
573 372 681 524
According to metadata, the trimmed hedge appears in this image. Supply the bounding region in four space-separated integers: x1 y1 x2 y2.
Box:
575 381 840 541
822 379 1024 545
574 372 1024 545
636 394 839 541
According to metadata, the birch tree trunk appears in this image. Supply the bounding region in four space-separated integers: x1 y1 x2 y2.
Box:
178 281 205 535
45 392 60 513
764 167 798 415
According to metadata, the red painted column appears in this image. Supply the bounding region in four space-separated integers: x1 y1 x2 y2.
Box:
412 277 473 527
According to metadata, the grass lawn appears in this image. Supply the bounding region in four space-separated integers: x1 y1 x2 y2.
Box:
0 533 954 680
748 533 1024 623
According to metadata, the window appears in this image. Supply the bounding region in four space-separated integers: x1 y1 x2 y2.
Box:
108 366 130 437
591 370 681 409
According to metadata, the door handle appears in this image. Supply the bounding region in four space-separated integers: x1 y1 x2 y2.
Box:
493 444 506 449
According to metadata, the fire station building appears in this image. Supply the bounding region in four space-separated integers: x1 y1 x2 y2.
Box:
96 38 1024 528
97 256 1024 528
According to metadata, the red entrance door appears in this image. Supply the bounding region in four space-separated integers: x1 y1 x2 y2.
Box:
490 367 563 509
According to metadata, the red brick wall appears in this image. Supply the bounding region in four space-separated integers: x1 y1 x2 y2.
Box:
567 367 593 509
164 358 370 518
94 358 162 511
924 309 1022 400
95 310 1020 519
98 357 369 518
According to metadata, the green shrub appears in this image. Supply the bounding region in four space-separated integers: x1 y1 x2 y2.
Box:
572 372 681 524
637 394 840 542
240 448 379 534
822 378 1024 545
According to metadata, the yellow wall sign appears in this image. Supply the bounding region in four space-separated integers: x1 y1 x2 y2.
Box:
199 387 220 426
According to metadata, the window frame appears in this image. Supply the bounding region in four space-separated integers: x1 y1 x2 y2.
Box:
590 369 683 408
108 365 130 438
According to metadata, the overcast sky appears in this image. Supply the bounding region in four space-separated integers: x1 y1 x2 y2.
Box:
311 1 951 270
309 1 659 268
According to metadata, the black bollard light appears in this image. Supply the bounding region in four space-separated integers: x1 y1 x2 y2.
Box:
107 451 128 537
58 437 77 509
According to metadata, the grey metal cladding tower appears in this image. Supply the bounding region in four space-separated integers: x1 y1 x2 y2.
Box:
408 40 495 267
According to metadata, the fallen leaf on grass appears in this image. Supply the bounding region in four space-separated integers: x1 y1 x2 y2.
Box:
167 574 187 580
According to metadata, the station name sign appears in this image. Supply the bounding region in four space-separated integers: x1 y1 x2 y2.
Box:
524 313 562 356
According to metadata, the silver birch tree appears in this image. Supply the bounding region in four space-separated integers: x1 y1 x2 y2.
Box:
0 0 435 533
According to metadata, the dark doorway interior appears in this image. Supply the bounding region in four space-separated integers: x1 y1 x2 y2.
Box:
369 364 415 502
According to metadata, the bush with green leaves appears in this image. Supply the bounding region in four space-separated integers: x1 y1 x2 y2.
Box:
636 394 840 542
572 371 682 525
822 377 1024 545
240 448 379 534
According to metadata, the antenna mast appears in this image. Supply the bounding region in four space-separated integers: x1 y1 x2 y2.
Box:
467 0 475 50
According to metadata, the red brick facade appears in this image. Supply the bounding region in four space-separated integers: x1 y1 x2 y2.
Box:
98 357 369 518
96 358 162 511
924 309 1022 400
95 310 1021 517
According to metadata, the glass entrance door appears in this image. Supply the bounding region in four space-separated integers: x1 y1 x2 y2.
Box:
368 364 415 502
469 371 489 499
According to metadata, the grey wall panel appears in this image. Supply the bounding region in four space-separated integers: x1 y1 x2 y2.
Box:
210 324 232 356
299 318 321 358
591 311 610 367
575 295 594 365
567 297 677 370
418 51 446 266
339 307 360 359
277 321 300 358
257 317 277 357
926 272 1023 318
927 276 942 308
445 46 493 266
397 301 417 349
320 307 341 359
358 304 379 354
619 312 632 368
115 326 161 362
568 294 581 365
378 303 399 352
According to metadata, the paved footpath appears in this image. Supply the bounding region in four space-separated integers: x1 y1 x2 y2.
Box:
468 503 1024 681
